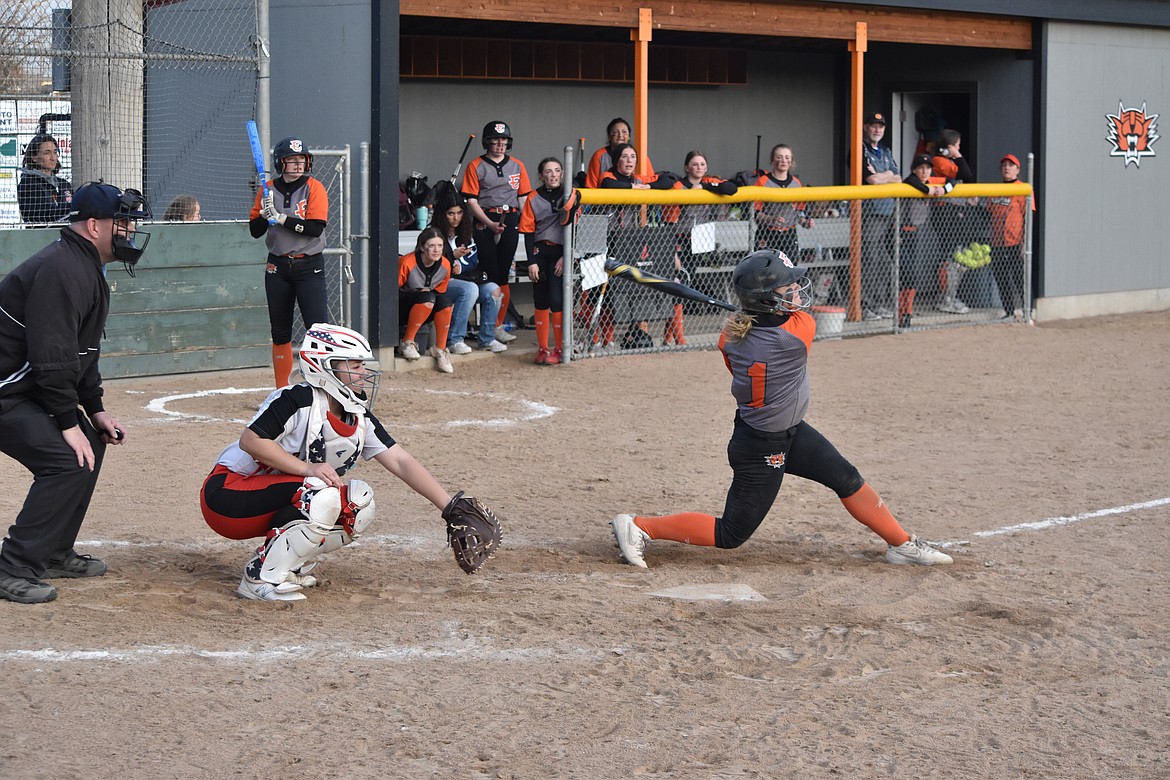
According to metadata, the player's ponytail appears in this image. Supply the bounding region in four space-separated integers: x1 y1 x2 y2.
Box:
723 312 755 342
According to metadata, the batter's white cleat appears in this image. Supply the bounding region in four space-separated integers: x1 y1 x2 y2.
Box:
885 535 953 566
611 514 651 569
237 575 307 601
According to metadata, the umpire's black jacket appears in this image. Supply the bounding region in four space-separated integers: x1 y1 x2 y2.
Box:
0 227 108 430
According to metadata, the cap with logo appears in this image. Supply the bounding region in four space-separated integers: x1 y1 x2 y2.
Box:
864 112 887 126
911 154 934 169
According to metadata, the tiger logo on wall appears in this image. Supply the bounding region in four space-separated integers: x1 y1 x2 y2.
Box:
1106 101 1159 168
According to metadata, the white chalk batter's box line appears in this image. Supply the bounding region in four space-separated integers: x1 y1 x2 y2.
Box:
2 498 1165 666
136 386 559 428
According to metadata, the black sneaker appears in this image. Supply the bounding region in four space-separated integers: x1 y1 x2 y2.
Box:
0 575 58 604
44 552 108 579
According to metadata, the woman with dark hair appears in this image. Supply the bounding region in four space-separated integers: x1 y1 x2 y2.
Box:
430 191 507 354
397 227 455 374
585 117 655 188
17 134 73 224
163 194 201 221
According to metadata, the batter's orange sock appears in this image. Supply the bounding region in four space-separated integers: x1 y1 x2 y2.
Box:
497 285 511 327
534 308 550 350
402 303 433 342
551 311 563 348
635 512 716 547
433 307 452 349
272 342 294 387
840 483 910 546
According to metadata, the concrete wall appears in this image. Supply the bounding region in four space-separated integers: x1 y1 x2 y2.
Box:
1038 21 1170 319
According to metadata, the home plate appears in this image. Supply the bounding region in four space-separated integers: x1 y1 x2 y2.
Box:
648 583 767 602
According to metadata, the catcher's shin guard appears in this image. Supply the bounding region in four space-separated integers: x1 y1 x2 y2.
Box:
258 478 343 586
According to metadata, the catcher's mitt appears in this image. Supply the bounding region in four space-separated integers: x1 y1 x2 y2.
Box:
442 491 502 574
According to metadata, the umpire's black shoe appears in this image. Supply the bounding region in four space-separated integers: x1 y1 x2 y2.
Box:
0 575 58 604
44 552 108 579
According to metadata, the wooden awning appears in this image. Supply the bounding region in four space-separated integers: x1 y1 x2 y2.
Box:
400 0 1033 51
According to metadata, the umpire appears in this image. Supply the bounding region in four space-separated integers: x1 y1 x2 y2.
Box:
0 182 150 604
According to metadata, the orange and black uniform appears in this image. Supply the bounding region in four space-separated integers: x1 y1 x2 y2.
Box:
519 186 567 352
398 251 454 351
586 147 655 189
625 310 911 551
460 154 532 288
986 181 1034 316
753 172 807 261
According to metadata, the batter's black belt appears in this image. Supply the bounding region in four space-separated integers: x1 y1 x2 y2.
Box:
269 251 318 260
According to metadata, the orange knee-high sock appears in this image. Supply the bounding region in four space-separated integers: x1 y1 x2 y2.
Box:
272 342 294 387
433 307 452 349
402 303 433 343
600 308 616 345
840 483 911 546
897 288 917 319
534 308 550 350
663 303 686 345
497 285 511 327
550 311 563 349
635 512 717 547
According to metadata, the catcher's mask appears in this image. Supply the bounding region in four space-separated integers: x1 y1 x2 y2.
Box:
70 182 152 276
732 249 812 314
299 324 381 414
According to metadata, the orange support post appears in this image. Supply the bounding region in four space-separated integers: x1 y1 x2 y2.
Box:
632 9 652 181
847 22 867 322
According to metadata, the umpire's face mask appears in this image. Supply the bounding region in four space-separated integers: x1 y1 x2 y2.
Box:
112 219 151 276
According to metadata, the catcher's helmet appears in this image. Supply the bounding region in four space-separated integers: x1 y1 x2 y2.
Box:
273 136 313 175
481 121 513 151
299 324 381 414
732 249 812 314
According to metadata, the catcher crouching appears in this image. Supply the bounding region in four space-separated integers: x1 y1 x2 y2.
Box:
199 323 501 601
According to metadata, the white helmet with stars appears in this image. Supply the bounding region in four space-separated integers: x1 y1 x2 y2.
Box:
299 324 381 414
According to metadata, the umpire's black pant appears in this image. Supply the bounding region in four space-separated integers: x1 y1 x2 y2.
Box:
0 399 105 579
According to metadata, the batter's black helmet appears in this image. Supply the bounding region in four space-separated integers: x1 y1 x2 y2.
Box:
481 121 513 151
732 249 812 314
273 136 313 175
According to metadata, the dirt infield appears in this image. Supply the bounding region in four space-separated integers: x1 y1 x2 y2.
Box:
2 312 1168 779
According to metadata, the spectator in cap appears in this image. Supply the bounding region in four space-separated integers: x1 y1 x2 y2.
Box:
0 181 151 604
857 111 900 320
17 134 73 224
986 153 1034 321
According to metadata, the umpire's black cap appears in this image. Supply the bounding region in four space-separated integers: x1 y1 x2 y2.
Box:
70 182 150 222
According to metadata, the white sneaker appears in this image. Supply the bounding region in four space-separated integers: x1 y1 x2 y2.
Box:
494 325 517 343
885 535 953 566
237 575 307 601
448 340 473 355
876 306 895 318
938 298 970 314
428 346 454 373
398 340 421 360
480 339 508 353
862 308 882 322
611 513 651 569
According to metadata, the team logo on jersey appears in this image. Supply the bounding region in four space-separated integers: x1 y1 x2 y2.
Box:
764 452 786 469
1106 101 1159 168
508 173 522 190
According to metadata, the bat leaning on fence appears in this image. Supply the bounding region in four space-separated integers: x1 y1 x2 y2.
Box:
603 259 737 311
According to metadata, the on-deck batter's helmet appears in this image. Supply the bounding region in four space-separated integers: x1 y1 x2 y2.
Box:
300 324 381 414
481 121 513 151
273 136 313 175
732 249 812 314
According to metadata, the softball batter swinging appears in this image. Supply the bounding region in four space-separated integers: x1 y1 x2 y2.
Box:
612 249 952 568
200 324 468 600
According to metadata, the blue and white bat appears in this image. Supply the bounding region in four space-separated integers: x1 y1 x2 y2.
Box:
246 120 275 224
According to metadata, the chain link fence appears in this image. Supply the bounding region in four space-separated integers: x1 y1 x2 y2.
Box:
568 182 1033 358
1 0 260 226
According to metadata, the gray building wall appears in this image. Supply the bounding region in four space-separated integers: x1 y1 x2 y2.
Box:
1039 21 1170 318
399 51 840 188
